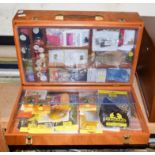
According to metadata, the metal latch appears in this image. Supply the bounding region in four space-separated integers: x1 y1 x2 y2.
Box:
123 135 130 145
119 18 126 22
26 135 32 145
95 15 104 21
55 14 64 21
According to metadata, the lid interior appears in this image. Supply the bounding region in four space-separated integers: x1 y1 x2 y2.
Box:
16 26 139 85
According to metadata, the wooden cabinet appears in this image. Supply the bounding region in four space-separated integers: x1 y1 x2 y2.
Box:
137 17 155 122
5 10 149 145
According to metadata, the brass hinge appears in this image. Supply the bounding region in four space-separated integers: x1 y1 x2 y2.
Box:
25 135 32 145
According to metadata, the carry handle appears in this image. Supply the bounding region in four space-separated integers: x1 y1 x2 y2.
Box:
54 14 104 21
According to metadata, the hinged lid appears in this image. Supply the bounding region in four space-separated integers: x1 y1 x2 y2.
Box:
13 10 144 86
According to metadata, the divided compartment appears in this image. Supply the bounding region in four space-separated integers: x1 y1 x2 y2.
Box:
5 86 149 145
17 27 137 84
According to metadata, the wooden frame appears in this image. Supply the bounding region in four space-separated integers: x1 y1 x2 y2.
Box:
5 10 149 146
13 10 144 86
5 85 149 145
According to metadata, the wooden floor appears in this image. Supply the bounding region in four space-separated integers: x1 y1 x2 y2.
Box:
0 82 20 129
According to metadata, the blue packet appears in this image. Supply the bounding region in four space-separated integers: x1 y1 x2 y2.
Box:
69 93 79 104
98 93 130 105
97 90 131 115
106 68 130 82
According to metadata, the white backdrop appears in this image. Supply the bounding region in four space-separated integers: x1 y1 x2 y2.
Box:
0 3 155 36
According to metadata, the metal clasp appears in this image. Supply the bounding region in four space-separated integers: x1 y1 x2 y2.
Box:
123 135 130 145
119 18 126 22
26 135 32 145
95 15 104 21
55 14 64 21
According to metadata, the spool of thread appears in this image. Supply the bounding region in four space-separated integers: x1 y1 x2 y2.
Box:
32 28 43 40
33 39 45 47
21 47 31 59
26 72 35 82
19 32 30 46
